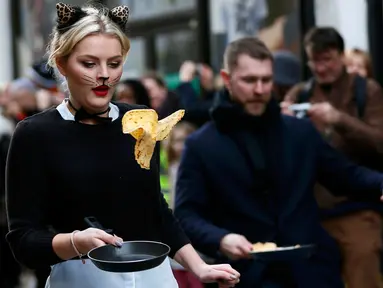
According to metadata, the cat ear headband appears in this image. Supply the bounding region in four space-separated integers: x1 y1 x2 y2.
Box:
55 2 130 33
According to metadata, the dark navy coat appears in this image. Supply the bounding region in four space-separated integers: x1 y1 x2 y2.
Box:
175 112 383 287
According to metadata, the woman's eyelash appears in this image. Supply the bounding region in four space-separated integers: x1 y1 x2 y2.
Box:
109 62 121 68
82 62 95 68
81 62 121 68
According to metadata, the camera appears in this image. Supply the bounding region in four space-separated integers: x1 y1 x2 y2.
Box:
288 103 311 119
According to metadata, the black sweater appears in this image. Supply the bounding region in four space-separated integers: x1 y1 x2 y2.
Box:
6 102 189 269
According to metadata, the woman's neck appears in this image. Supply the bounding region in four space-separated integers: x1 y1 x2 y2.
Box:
66 99 110 125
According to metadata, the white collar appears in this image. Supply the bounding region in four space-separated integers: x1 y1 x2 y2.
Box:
56 100 119 121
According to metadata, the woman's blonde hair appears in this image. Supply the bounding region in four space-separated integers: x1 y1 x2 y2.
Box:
47 5 130 69
345 48 373 78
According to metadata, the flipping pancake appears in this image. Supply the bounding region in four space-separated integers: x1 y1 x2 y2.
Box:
122 109 185 169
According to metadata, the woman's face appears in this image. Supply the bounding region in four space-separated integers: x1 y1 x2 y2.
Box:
58 34 124 113
346 54 368 77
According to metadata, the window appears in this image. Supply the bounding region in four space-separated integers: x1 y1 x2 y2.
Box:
155 29 198 74
315 0 368 51
209 0 300 70
122 37 146 79
19 0 90 59
106 0 196 20
17 0 89 73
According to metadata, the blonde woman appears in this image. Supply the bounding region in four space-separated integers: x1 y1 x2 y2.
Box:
345 48 373 78
5 3 240 288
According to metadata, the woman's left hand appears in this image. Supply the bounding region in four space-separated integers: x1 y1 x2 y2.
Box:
196 263 240 287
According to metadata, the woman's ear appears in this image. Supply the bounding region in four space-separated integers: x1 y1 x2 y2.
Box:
56 57 67 77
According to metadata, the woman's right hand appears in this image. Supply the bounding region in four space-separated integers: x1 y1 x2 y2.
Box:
73 228 123 254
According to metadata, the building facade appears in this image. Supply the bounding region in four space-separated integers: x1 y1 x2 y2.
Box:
4 0 382 86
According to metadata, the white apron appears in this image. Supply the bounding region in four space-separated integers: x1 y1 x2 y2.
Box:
45 257 178 288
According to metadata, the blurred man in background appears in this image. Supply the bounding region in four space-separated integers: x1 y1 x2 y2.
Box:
283 27 383 288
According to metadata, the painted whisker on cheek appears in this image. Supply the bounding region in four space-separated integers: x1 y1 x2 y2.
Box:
81 75 99 87
81 78 98 87
81 76 97 83
83 74 94 79
107 76 121 87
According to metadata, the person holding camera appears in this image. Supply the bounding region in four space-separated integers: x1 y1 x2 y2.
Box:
283 27 383 288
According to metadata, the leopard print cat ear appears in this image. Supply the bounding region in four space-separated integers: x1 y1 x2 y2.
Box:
56 2 87 31
109 6 130 31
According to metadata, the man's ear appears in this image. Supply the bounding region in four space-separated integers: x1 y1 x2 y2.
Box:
56 57 67 77
220 69 231 93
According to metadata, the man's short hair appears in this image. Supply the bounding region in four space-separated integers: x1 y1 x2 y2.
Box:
304 27 345 54
223 37 273 72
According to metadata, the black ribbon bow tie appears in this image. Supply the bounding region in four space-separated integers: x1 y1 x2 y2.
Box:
68 100 112 124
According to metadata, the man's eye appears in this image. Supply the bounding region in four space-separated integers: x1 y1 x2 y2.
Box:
243 77 256 83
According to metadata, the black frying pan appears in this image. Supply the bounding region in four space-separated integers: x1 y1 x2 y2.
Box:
84 217 170 273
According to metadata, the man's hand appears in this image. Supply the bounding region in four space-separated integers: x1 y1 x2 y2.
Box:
219 234 253 260
280 101 295 116
306 102 342 135
179 61 197 82
307 102 342 126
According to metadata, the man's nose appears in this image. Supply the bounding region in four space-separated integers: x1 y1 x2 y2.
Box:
254 80 265 94
314 63 327 74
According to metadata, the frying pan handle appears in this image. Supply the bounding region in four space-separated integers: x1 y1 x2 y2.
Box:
84 216 114 235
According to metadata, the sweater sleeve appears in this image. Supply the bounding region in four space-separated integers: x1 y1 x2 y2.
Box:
155 144 190 258
6 120 62 269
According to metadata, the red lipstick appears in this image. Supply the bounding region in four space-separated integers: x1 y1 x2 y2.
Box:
92 85 109 97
